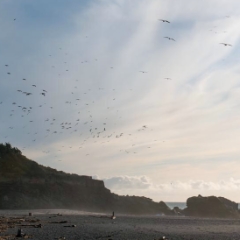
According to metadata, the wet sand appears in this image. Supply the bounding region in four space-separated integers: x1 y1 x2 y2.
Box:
1 210 240 240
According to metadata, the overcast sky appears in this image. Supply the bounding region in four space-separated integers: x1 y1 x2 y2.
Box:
1 0 240 202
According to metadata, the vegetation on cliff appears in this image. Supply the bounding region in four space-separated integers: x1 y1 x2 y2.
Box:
0 142 96 183
0 143 22 157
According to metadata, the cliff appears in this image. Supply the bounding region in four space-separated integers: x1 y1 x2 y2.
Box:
0 143 171 215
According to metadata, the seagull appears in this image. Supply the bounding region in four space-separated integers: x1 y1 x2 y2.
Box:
220 43 232 47
159 19 170 23
139 71 147 73
165 78 171 80
164 37 175 41
32 85 36 87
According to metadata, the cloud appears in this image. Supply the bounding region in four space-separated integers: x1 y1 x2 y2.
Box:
94 175 240 201
101 175 240 192
102 175 152 190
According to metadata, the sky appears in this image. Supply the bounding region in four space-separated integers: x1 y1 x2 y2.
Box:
1 0 240 202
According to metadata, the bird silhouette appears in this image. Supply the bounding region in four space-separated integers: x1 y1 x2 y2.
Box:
164 37 175 41
159 19 170 23
220 43 232 47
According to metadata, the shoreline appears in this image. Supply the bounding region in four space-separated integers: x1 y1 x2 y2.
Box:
1 211 240 240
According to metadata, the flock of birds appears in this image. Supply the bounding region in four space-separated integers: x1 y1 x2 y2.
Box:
1 51 155 159
0 14 233 164
159 18 232 45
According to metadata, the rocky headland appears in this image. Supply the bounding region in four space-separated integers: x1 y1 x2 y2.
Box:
0 143 171 215
0 143 239 218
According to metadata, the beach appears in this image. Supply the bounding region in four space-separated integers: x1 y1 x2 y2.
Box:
1 210 240 240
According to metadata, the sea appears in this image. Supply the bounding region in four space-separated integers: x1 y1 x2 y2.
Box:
165 202 186 210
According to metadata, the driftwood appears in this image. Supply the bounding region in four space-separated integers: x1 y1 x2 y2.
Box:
18 223 42 228
49 220 68 224
63 224 76 228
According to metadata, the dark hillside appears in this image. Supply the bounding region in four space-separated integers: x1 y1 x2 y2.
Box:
0 143 172 215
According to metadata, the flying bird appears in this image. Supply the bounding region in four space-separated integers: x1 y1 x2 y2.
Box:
159 19 170 23
164 37 175 41
220 43 232 47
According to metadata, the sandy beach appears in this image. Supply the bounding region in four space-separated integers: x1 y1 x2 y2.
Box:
1 210 240 240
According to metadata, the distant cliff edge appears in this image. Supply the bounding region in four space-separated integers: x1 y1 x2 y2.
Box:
0 143 171 215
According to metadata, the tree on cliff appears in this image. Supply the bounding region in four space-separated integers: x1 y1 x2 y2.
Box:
0 142 22 157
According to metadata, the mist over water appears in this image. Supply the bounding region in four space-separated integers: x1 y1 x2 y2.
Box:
0 209 103 216
0 202 239 216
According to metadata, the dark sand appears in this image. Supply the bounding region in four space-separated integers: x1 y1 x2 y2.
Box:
1 210 240 240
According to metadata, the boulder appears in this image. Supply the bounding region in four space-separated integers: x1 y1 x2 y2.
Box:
173 206 183 216
184 195 239 218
